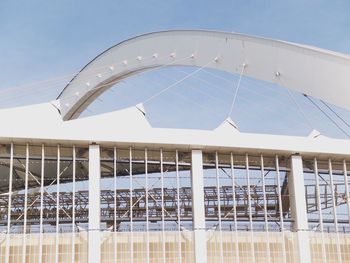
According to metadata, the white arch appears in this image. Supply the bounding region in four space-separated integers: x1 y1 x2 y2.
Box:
58 30 350 120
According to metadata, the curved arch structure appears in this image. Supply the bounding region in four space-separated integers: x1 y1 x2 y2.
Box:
58 30 350 120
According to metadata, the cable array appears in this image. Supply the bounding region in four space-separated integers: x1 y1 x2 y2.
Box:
0 53 349 137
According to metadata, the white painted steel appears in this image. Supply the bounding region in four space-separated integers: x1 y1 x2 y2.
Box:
5 143 13 263
191 150 207 263
260 155 269 231
160 149 166 263
343 160 350 226
145 148 150 263
88 144 101 263
129 147 133 263
244 154 256 263
275 156 284 230
113 147 117 263
313 158 327 263
313 158 324 232
277 157 286 263
289 155 311 263
175 150 182 263
289 155 309 230
39 144 44 263
1 103 350 160
245 154 253 231
71 145 76 263
57 30 350 120
328 160 343 262
22 144 29 263
55 145 60 263
1 30 350 263
329 159 339 232
230 153 240 263
215 152 224 263
260 155 271 263
230 153 238 231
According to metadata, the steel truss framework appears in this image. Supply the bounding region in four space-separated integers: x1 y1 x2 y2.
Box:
0 143 349 263
0 185 287 227
0 145 349 233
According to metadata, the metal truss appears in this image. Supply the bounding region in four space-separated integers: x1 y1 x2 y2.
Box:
0 184 303 228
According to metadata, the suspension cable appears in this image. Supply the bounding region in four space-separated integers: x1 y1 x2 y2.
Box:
286 88 314 131
142 60 214 105
227 63 246 118
320 100 350 129
304 94 350 138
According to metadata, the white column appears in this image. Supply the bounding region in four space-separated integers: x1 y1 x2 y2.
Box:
215 152 224 263
230 153 240 263
191 150 207 263
113 147 118 263
88 144 101 263
55 145 60 263
71 145 76 263
289 155 311 263
5 143 14 263
176 150 182 263
260 155 271 262
22 144 29 263
129 148 133 263
343 160 350 226
145 149 150 263
39 144 45 263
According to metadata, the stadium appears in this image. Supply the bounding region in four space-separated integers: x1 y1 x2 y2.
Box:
1 30 350 262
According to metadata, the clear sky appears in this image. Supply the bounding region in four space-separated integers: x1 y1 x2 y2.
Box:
0 0 350 137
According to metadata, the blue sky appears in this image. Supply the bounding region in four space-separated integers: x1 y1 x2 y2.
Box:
0 0 350 137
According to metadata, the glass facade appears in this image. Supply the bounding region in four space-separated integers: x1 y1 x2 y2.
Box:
0 143 350 262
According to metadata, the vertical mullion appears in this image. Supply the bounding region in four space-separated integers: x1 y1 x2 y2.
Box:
39 145 45 263
275 156 284 230
145 148 150 263
342 160 350 226
72 145 76 263
260 155 268 231
22 144 29 263
160 149 166 263
329 158 342 263
55 145 60 263
113 147 117 263
245 154 255 263
129 147 133 263
314 158 324 232
175 150 182 263
245 154 253 231
275 156 287 263
260 155 271 263
215 152 223 263
230 153 239 263
328 159 338 232
5 143 14 263
113 147 117 232
230 153 237 231
314 158 327 263
215 152 222 231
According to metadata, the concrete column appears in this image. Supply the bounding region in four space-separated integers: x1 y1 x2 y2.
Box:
191 150 207 263
89 144 101 263
289 155 311 263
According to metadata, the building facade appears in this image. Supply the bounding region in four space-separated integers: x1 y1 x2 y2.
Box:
1 30 350 262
